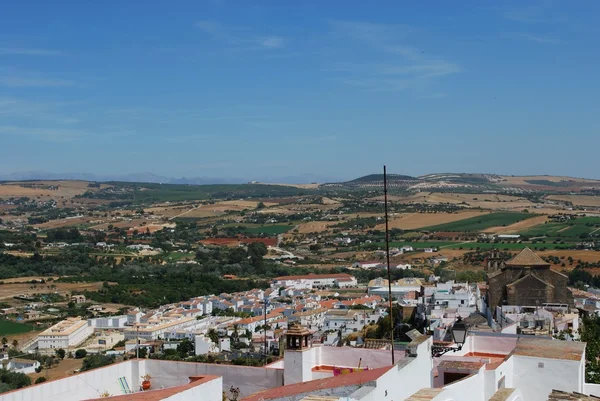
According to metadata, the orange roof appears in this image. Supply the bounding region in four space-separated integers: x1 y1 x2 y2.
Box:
319 300 337 309
241 366 393 401
86 375 221 401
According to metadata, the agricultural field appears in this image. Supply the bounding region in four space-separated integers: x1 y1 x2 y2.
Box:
0 319 39 335
546 195 600 208
295 221 338 234
243 224 294 235
0 180 104 200
518 217 600 240
377 211 489 230
421 212 537 232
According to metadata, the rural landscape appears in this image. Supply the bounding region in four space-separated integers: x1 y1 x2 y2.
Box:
1 171 600 396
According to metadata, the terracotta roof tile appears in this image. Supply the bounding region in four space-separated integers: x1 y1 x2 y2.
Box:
240 365 393 401
405 388 444 401
438 360 484 370
85 375 221 401
506 247 548 267
489 388 517 401
512 337 585 361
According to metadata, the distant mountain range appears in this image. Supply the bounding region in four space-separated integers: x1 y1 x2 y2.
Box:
0 171 342 185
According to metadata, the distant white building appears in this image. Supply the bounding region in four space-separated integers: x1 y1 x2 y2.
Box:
271 274 357 289
38 318 94 349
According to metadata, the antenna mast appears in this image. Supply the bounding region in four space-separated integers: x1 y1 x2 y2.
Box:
383 165 395 365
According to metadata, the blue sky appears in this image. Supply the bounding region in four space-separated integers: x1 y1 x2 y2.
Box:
1 1 599 181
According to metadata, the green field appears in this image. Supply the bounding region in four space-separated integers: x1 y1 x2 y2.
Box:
0 319 38 335
78 182 312 204
445 242 573 250
519 217 600 240
364 240 576 252
421 212 537 232
366 241 457 249
243 225 292 235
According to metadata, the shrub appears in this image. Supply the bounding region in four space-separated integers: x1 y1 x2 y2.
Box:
74 349 87 359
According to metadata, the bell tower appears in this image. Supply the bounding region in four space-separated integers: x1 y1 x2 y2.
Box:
284 324 315 385
486 248 504 273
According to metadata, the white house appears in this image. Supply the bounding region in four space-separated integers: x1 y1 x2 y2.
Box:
37 318 94 350
271 274 357 290
6 358 40 374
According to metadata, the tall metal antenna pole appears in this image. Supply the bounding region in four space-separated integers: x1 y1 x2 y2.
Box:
383 165 395 365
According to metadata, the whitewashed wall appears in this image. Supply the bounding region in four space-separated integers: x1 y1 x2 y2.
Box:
161 376 222 401
143 360 283 399
0 360 137 401
512 355 584 401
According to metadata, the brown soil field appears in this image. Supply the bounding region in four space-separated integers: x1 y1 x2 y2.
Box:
370 192 535 211
35 217 95 230
88 218 148 230
375 211 488 230
321 197 341 205
170 200 279 220
482 215 549 234
500 175 600 185
0 281 105 301
2 276 60 283
295 221 338 234
0 181 107 199
29 358 85 383
547 195 600 208
145 205 200 218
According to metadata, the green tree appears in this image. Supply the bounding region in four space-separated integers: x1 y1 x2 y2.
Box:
247 242 267 267
74 349 87 359
55 349 66 360
177 338 194 357
207 328 219 345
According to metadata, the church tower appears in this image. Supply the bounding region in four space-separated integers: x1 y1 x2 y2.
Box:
283 324 316 385
486 248 504 273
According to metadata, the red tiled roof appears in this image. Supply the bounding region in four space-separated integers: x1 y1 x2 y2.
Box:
241 366 394 401
274 273 355 281
86 375 221 401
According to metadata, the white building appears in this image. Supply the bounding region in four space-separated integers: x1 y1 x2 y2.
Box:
3 325 600 401
37 318 94 350
124 317 198 341
6 358 40 374
431 281 477 308
88 315 128 329
368 277 423 298
271 273 357 290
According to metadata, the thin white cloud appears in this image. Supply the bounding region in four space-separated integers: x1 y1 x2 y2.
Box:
501 32 563 45
195 20 285 50
420 92 448 99
0 125 84 140
326 21 460 92
0 96 81 124
0 48 64 56
0 77 74 87
260 36 284 49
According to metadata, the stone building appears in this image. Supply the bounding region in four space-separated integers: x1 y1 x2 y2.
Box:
487 247 573 313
